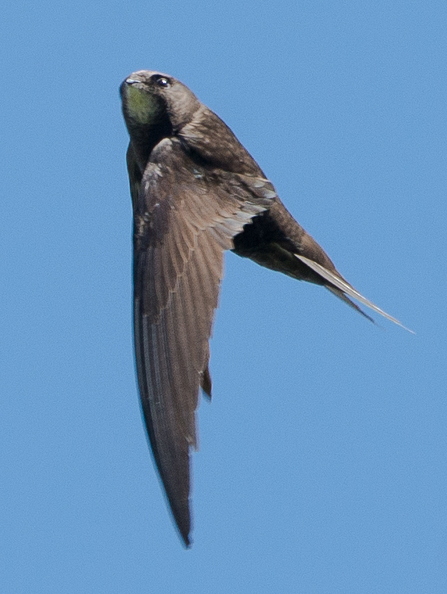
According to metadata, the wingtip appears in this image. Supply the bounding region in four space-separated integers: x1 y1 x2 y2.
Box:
295 254 414 333
393 321 415 335
179 529 192 549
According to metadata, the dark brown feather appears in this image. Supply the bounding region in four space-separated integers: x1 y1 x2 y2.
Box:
121 69 411 547
130 138 274 545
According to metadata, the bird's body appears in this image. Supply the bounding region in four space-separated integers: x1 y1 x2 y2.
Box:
120 70 408 547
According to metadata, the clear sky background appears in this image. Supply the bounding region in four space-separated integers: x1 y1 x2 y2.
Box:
1 1 446 592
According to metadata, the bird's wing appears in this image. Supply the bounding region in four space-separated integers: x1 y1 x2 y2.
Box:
295 254 414 332
129 138 275 546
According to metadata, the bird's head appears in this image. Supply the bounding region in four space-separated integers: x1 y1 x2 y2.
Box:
120 70 200 132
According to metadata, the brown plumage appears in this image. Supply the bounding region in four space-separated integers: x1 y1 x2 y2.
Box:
120 70 410 547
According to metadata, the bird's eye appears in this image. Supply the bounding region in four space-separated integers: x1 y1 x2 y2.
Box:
152 75 170 88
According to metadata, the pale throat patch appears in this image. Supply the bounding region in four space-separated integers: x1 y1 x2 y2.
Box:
125 86 163 125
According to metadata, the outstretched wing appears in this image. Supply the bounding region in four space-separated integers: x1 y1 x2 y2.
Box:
130 138 275 546
295 254 414 333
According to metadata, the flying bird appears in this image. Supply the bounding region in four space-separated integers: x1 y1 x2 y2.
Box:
120 70 410 547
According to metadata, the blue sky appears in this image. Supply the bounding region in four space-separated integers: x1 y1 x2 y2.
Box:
1 1 446 592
